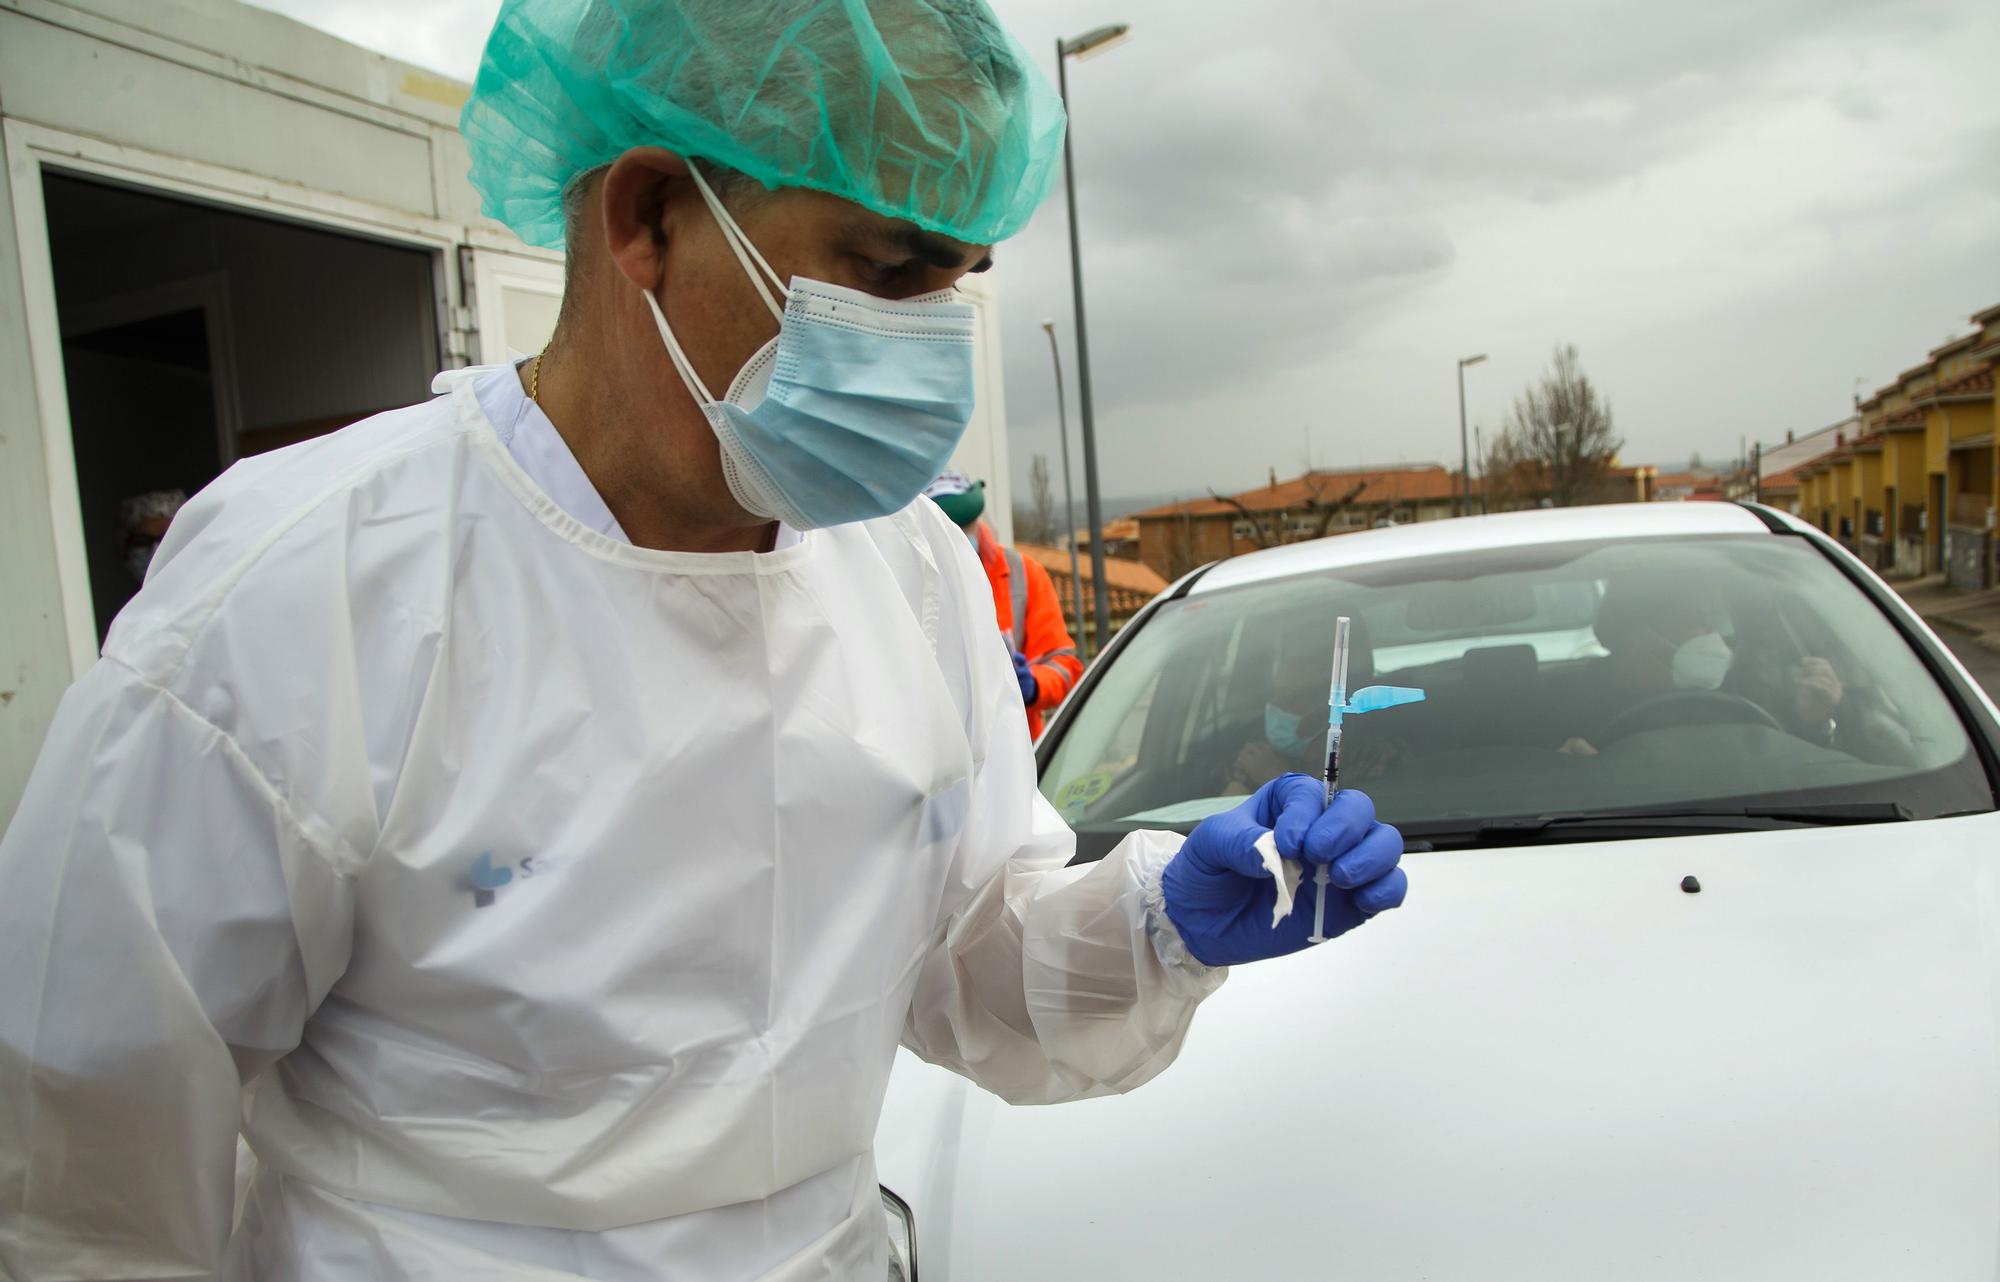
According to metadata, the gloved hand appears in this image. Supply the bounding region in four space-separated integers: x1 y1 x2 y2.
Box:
1010 649 1039 707
1162 773 1405 967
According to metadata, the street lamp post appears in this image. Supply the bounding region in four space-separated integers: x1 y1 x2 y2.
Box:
1056 22 1131 655
1042 319 1087 643
1456 353 1487 518
1473 423 1488 514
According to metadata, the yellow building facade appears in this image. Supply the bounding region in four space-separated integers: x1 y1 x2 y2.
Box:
1882 417 1929 577
1796 304 1998 587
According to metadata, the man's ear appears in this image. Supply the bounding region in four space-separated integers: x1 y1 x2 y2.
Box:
602 147 694 291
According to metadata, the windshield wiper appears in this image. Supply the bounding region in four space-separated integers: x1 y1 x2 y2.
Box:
1424 801 1914 847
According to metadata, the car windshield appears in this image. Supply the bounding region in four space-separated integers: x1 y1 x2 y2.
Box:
1041 534 1993 850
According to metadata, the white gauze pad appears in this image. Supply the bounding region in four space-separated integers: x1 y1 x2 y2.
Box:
1253 831 1303 928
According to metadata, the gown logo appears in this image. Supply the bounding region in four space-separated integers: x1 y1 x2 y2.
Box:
467 851 567 907
468 851 512 907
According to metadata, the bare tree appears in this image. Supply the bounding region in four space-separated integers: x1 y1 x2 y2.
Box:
1301 474 1371 538
1209 472 1368 549
1490 344 1624 508
1211 489 1280 550
1483 428 1541 511
1012 454 1058 544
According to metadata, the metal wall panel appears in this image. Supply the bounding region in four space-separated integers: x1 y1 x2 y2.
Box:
0 140 79 823
0 13 438 217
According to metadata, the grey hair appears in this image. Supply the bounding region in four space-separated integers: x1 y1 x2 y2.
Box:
560 163 612 250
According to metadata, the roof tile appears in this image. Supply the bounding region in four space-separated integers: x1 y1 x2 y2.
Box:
1128 466 1458 520
1014 544 1168 595
1933 367 1994 398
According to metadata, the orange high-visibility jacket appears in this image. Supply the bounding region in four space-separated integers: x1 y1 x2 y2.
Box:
973 521 1084 739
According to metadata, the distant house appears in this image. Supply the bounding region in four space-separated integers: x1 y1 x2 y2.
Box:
1755 464 1811 516
1486 460 1657 510
1015 542 1167 648
1650 470 1731 503
1127 465 1460 580
1760 420 1854 482
1753 419 1852 522
1792 306 1999 587
1069 517 1139 561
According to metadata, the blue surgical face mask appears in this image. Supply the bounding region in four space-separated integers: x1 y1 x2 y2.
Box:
1670 631 1732 690
1265 703 1307 753
643 165 979 531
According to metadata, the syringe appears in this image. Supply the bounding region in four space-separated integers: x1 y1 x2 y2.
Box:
1308 617 1353 944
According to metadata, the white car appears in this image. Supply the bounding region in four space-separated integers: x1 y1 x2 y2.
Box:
876 502 2000 1281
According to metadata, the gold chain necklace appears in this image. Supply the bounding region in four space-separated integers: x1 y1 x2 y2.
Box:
529 352 544 403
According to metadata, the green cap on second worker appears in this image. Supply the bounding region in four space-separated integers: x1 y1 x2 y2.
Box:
462 0 1069 251
923 470 986 528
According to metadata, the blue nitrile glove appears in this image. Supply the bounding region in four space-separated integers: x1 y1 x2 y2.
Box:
1011 649 1039 706
1161 773 1405 967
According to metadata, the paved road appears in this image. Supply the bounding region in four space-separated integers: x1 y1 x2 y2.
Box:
1940 632 2000 700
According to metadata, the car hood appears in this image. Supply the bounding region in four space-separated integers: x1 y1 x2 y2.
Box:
877 814 2000 1280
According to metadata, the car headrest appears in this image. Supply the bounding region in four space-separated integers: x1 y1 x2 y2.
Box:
1460 643 1537 686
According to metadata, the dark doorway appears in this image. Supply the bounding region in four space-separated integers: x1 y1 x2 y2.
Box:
42 171 440 639
1931 473 1948 576
60 307 223 638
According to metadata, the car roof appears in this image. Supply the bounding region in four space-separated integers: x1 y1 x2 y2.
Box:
1188 501 1777 595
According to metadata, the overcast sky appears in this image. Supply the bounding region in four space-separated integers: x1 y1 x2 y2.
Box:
249 0 2000 506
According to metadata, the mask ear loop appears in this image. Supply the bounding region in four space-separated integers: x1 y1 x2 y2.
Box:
642 289 718 408
687 161 787 323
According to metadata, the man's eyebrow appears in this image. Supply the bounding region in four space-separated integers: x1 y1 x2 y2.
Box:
885 226 993 273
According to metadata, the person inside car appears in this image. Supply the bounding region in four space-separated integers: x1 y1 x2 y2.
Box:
1557 573 1891 759
1223 635 1336 793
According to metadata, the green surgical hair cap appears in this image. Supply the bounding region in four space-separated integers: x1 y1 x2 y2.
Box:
463 0 1069 251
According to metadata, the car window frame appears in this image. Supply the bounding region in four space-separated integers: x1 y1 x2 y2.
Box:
1036 560 1217 778
1038 510 2000 847
1749 507 2000 800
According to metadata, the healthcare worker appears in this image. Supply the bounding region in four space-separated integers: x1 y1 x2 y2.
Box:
923 471 1083 740
0 3 1408 1279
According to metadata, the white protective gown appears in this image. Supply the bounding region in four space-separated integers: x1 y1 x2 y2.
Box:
0 366 1221 1281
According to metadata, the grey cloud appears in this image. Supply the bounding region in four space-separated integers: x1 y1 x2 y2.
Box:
248 0 1999 501
999 0 1920 409
1830 85 1887 122
1066 0 1940 219
990 0 1997 496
